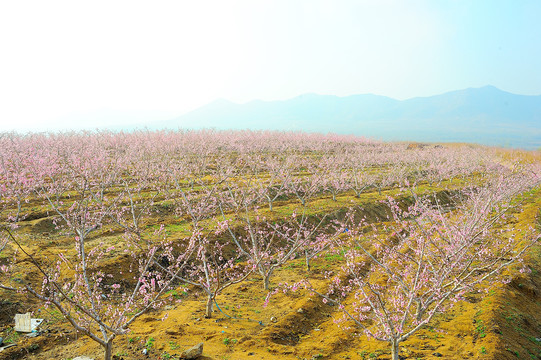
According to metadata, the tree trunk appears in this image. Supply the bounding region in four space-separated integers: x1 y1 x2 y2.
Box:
390 339 400 360
205 294 214 318
305 250 311 272
263 274 270 290
263 269 274 291
16 202 21 222
415 301 425 322
103 340 113 360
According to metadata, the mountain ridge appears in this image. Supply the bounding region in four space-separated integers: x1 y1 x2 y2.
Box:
149 86 540 149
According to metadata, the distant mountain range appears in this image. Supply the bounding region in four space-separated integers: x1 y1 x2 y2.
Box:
150 85 541 149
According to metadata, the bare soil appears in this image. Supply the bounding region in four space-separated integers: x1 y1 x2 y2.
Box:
1 187 540 360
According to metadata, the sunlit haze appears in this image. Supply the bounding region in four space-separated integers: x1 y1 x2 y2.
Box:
0 0 540 132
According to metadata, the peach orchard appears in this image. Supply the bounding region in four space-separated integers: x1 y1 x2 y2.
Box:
0 130 539 360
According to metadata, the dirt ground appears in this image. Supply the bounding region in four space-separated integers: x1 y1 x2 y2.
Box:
1 186 540 360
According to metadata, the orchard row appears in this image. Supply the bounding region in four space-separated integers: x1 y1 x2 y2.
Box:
0 129 507 222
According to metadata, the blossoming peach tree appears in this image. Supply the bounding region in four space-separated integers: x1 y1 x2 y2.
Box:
303 171 540 360
0 140 193 360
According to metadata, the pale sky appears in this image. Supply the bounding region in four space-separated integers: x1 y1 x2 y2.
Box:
0 0 540 132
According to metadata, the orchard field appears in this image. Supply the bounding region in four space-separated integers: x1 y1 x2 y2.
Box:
0 130 540 360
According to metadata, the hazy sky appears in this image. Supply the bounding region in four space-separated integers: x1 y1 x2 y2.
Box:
0 0 540 132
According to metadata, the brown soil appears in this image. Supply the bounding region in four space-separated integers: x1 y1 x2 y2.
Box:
1 186 540 360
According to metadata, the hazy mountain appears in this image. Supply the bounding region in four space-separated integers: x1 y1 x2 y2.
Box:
151 86 541 149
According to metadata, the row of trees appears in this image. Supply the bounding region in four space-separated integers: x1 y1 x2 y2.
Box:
310 172 540 359
0 129 502 223
0 129 539 360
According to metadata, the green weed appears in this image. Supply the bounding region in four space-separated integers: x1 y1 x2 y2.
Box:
146 337 155 349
